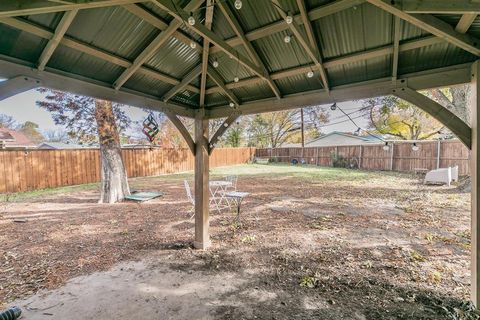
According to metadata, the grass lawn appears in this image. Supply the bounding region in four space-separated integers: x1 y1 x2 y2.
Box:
0 164 475 319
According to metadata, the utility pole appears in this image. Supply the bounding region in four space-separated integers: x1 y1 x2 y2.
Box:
300 108 305 148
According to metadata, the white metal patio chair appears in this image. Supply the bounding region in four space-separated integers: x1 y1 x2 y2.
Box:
222 175 238 209
184 180 222 219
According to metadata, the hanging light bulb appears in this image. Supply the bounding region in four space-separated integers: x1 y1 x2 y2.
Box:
353 127 361 136
330 102 337 111
307 70 314 78
224 122 229 127
212 60 219 68
383 142 390 151
234 0 242 10
234 76 239 83
284 35 291 43
412 142 419 151
190 41 196 49
188 13 195 26
285 14 293 24
229 102 235 108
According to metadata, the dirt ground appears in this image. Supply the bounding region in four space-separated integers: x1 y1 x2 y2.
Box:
1 164 478 319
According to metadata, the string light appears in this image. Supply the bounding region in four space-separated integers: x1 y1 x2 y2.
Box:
234 0 242 9
284 35 291 43
330 103 337 111
383 142 390 151
285 14 293 24
307 70 314 78
234 76 239 82
229 102 235 107
190 41 196 49
412 142 419 151
224 122 229 127
353 127 361 136
188 13 195 26
213 60 219 68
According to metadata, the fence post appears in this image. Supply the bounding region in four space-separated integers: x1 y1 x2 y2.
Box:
359 145 363 169
437 139 441 169
315 147 319 166
390 142 394 171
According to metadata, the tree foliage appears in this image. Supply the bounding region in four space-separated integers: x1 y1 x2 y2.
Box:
18 121 44 143
0 114 17 129
363 96 443 140
36 89 131 144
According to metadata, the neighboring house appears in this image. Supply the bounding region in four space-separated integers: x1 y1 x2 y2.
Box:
0 128 36 149
37 142 93 149
306 132 380 147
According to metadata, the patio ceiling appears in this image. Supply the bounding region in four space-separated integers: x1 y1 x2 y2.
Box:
0 0 479 119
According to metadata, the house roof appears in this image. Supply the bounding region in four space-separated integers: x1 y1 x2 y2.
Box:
307 131 382 144
0 128 35 147
0 0 476 119
37 142 96 149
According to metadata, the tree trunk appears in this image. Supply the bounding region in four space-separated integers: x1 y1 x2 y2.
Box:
95 99 130 203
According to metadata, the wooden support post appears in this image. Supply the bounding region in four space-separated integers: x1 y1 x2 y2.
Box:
471 61 480 307
194 110 210 249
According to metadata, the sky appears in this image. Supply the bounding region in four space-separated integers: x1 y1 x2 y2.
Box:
0 88 370 139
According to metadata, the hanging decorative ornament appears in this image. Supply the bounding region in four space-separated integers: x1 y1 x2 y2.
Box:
213 60 219 68
307 71 314 78
142 113 159 143
234 0 242 10
188 13 195 26
234 76 239 82
285 14 293 24
284 35 291 43
190 41 196 49
229 102 235 107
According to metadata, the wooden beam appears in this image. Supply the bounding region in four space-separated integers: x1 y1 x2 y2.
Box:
208 112 240 154
456 13 478 33
209 0 365 54
392 16 401 81
114 0 203 90
0 76 41 100
206 63 472 118
0 57 195 117
200 0 214 107
295 0 330 90
0 17 200 93
37 9 78 71
163 110 195 154
217 1 281 99
122 4 203 53
194 109 210 249
471 60 480 308
162 65 202 102
401 0 480 14
0 0 142 17
152 0 266 81
207 66 239 105
392 87 471 148
367 0 480 56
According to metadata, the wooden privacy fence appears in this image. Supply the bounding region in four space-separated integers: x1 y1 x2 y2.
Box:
256 140 470 175
0 147 255 193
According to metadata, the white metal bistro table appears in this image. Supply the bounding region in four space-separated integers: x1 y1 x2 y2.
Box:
209 180 232 211
224 191 250 224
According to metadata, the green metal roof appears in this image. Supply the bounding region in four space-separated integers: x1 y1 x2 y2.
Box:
0 0 478 112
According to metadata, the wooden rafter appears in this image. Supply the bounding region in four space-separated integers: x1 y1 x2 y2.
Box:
122 4 203 53
207 66 239 105
294 0 329 90
208 112 240 154
163 111 195 154
152 0 266 81
0 0 142 17
217 1 281 99
200 0 214 107
114 0 204 90
162 65 202 102
456 13 478 33
367 0 480 56
0 76 41 101
37 9 78 71
391 16 401 81
401 0 480 14
0 16 200 93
